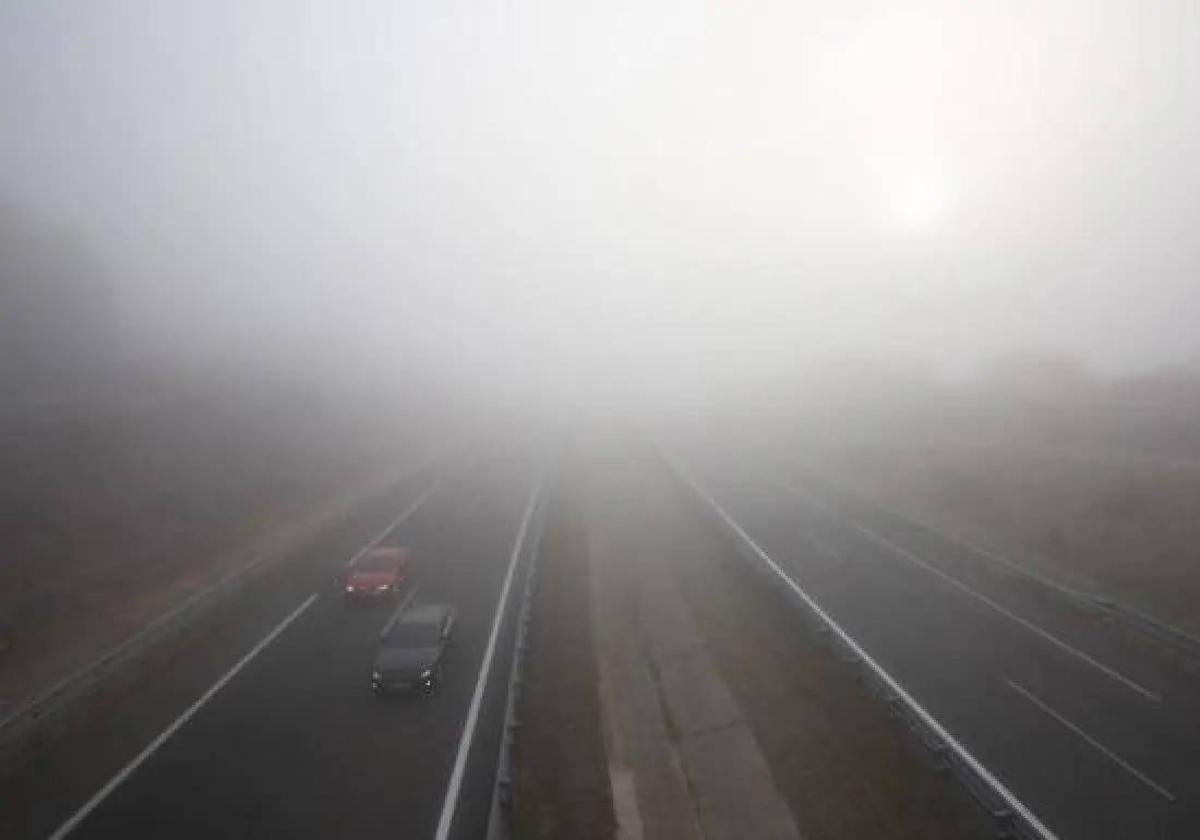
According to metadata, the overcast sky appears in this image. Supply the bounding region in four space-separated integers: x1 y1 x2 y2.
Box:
3 1 1200 399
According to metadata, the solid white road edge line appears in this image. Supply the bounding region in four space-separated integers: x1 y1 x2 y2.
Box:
671 460 1060 840
778 481 1162 704
432 473 543 840
1006 679 1176 803
47 594 320 840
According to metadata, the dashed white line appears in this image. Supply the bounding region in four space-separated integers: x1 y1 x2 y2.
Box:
780 483 1162 704
47 594 320 840
433 473 543 840
1006 679 1176 803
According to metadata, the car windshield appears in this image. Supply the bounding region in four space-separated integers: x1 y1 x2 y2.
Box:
382 622 440 649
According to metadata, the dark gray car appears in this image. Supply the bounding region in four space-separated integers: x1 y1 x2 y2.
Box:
371 603 456 694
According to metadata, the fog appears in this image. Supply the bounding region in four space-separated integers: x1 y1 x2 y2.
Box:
9 10 1200 836
4 1 1200 409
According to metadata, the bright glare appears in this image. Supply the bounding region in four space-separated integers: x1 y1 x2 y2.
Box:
896 174 950 234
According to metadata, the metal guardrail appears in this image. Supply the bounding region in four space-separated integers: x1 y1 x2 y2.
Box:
485 479 550 840
0 457 440 757
664 455 1059 840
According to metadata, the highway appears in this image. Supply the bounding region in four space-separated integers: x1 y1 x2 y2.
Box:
2 449 541 840
676 447 1200 839
8 436 1198 840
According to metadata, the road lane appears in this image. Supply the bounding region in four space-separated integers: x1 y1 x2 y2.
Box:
781 480 1160 702
46 593 322 840
53 455 537 840
1005 679 1176 804
434 468 542 840
792 475 1199 696
3 447 541 840
2 466 441 840
676 451 1200 839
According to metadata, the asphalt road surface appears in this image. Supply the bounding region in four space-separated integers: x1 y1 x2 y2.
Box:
3 449 540 840
678 447 1200 840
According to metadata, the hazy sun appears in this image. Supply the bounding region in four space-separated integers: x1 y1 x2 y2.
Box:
896 174 949 234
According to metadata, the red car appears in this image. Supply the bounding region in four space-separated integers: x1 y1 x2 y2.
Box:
343 547 410 598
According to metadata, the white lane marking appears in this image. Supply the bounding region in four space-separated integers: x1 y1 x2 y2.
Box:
433 474 543 840
1006 680 1176 803
345 481 440 568
379 586 420 638
672 461 1059 840
780 483 1161 704
47 594 319 840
